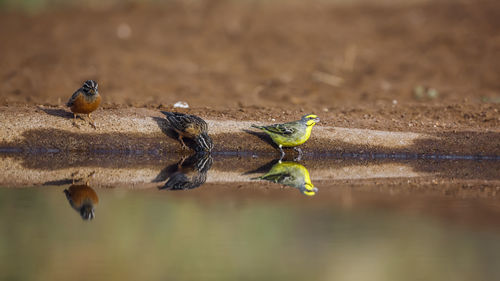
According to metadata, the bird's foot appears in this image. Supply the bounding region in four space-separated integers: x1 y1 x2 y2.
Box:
293 147 303 161
87 114 97 129
178 138 189 150
178 155 189 166
279 146 285 161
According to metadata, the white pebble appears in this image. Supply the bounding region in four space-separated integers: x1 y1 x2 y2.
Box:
173 101 189 108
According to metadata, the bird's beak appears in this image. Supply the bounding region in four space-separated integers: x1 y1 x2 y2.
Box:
314 117 320 123
302 189 317 196
302 185 318 196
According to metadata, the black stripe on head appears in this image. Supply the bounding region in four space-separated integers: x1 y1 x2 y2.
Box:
83 80 98 91
195 154 213 173
195 132 213 152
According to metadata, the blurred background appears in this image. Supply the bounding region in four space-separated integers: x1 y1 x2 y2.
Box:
0 0 499 108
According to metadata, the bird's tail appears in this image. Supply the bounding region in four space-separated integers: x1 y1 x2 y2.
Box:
161 111 176 123
161 111 175 117
251 124 264 130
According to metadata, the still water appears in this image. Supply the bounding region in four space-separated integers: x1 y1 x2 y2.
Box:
0 153 500 281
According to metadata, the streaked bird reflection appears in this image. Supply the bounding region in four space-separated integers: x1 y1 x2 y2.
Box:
154 153 213 191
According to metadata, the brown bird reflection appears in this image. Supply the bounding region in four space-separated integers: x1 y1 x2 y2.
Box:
153 153 213 191
64 183 99 220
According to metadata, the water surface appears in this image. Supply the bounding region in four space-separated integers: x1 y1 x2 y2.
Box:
1 153 500 281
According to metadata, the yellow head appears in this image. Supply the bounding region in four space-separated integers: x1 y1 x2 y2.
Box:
301 114 320 126
302 183 318 196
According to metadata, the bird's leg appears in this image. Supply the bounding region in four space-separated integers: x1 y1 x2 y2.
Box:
71 171 83 183
294 147 303 161
72 113 80 128
86 171 96 180
178 136 188 150
279 145 285 161
87 113 96 129
178 155 189 167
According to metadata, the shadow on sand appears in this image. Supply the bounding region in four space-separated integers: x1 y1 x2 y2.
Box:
38 107 74 119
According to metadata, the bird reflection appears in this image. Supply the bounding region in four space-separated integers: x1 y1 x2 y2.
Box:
64 182 99 220
251 160 318 196
153 153 213 190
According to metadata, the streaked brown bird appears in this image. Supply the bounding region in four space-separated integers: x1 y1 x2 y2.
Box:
64 183 99 220
154 153 213 191
162 111 213 152
67 80 101 128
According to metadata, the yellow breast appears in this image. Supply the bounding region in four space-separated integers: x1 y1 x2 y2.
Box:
276 125 314 147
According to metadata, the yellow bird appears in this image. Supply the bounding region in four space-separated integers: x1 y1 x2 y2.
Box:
251 114 320 159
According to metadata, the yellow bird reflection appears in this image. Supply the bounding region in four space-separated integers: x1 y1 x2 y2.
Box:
253 161 318 196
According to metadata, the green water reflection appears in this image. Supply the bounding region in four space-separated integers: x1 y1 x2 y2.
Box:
1 187 500 281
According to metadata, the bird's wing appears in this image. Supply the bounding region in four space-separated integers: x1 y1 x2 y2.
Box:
163 112 192 131
161 172 192 190
263 124 296 135
260 172 292 183
66 89 82 107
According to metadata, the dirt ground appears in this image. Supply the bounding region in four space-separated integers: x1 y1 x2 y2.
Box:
1 0 500 113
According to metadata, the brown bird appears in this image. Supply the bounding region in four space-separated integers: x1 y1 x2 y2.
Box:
64 183 99 220
67 80 101 128
162 111 213 152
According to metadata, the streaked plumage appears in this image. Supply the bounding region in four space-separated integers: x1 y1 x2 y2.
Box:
252 161 318 196
162 111 213 152
158 153 213 191
67 80 101 128
64 183 99 220
251 114 320 159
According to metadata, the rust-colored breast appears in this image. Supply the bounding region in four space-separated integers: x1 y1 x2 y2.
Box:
67 184 99 207
70 94 101 114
